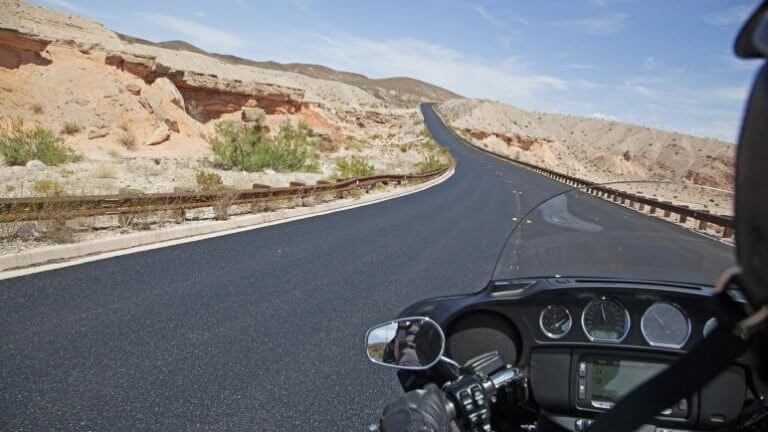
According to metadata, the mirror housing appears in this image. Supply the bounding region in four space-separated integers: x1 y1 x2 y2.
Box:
365 317 445 370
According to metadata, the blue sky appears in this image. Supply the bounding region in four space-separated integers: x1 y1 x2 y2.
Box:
35 0 763 142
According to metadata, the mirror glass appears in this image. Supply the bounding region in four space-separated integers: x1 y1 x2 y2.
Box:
366 317 445 370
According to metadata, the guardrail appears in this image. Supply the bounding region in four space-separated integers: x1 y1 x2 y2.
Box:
449 128 734 239
0 169 448 224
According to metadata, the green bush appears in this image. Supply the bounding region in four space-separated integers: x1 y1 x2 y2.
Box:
335 157 375 179
417 154 448 173
210 120 319 172
195 170 223 191
0 118 80 166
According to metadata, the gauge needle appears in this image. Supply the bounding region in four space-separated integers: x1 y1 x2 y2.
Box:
601 304 607 321
555 318 568 328
653 312 665 326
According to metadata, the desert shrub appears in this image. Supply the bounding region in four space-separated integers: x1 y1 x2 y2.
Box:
418 128 432 138
417 154 448 172
32 179 62 196
60 121 81 135
31 104 43 114
93 164 119 179
0 118 80 166
118 131 137 150
345 136 365 152
335 157 375 179
210 121 319 172
195 170 223 191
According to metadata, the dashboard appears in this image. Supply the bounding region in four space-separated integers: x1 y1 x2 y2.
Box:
400 277 759 431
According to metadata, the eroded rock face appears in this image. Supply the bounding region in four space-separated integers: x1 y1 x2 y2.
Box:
145 125 170 145
88 126 110 139
241 107 266 123
105 52 305 121
152 77 184 110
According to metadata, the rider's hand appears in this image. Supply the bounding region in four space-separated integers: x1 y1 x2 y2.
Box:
380 383 449 432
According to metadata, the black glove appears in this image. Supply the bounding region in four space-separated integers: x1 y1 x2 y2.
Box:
380 383 449 432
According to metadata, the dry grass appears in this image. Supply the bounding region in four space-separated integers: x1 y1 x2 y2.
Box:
212 187 240 220
60 121 81 135
92 164 120 179
31 104 43 114
118 130 137 150
32 179 62 196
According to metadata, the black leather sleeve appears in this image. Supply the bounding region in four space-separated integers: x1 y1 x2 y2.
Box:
380 383 449 432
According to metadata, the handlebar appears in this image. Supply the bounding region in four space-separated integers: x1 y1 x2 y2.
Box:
443 366 525 425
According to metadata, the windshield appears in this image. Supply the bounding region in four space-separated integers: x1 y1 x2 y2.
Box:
492 181 735 286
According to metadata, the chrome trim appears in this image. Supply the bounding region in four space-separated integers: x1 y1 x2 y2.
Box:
364 316 446 371
580 297 631 343
703 317 718 337
640 302 691 349
539 305 573 339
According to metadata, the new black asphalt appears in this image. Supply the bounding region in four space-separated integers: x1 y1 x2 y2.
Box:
0 104 733 430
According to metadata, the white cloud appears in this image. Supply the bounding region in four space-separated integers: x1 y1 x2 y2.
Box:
546 13 627 35
569 64 596 69
138 13 244 51
292 33 568 103
589 112 617 121
710 86 749 102
704 4 753 26
41 0 80 12
475 5 502 28
194 11 206 17
576 79 602 89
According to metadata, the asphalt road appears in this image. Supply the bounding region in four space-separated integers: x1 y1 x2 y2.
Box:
0 104 733 431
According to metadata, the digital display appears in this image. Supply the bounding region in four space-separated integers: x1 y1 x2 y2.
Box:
591 359 666 403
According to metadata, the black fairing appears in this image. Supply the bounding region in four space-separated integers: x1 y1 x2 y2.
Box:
735 1 768 309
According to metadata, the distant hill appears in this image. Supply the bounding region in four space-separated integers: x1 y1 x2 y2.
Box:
115 33 462 107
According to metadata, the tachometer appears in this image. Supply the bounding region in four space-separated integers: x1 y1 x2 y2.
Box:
641 302 690 349
539 305 572 339
581 298 630 343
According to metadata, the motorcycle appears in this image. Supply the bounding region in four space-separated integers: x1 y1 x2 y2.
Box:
365 4 768 431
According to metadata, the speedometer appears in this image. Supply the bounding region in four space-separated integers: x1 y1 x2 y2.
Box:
581 298 630 343
641 302 690 348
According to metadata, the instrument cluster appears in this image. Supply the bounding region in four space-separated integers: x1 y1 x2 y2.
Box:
538 296 703 349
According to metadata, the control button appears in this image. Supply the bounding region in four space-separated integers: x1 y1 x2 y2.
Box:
660 408 673 416
575 419 594 431
471 385 485 406
459 390 473 411
578 381 586 400
677 399 687 413
578 362 587 378
591 400 614 409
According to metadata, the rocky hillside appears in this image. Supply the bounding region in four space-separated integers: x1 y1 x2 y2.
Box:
438 99 735 190
116 33 462 107
0 0 449 198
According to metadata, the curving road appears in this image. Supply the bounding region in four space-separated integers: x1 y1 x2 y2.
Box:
0 104 732 431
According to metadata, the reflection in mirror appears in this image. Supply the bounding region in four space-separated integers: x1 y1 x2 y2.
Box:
366 317 445 370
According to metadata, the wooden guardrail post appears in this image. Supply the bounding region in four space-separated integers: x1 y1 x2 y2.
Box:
662 202 672 218
723 224 733 239
679 205 689 223
698 210 710 231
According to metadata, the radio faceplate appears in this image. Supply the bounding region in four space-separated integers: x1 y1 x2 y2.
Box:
572 354 690 421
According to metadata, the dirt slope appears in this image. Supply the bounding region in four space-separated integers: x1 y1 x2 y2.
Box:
438 99 734 190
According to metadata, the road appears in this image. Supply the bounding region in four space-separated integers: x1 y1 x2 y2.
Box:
0 104 733 431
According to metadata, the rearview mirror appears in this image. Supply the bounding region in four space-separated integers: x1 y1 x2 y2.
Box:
365 317 445 370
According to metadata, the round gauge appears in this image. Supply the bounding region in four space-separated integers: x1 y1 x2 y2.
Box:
539 306 572 339
581 298 630 343
703 317 718 337
641 302 691 349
